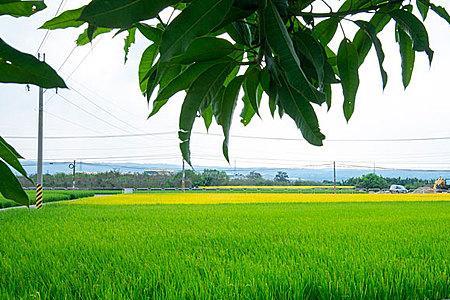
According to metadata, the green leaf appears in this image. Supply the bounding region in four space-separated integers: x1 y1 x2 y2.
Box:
217 75 245 161
79 0 178 28
160 0 234 62
323 60 338 84
243 65 261 116
337 39 360 122
136 23 163 44
0 38 67 88
0 136 22 159
226 21 252 46
293 30 325 89
268 95 277 117
124 28 136 63
430 3 450 25
179 61 234 165
144 66 158 101
217 6 255 32
40 6 85 30
261 70 279 118
201 105 214 131
312 17 339 46
390 9 433 63
159 64 182 91
264 0 324 105
150 62 217 117
138 43 158 93
0 0 46 17
240 93 255 126
353 11 392 66
277 70 325 146
76 27 111 46
170 37 236 65
397 26 415 89
354 20 388 89
324 83 332 111
0 137 28 178
416 0 429 20
0 161 29 207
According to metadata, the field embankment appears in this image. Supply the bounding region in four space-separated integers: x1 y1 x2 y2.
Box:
0 190 120 209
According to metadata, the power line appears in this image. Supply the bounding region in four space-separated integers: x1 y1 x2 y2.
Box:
35 0 67 54
20 159 450 173
43 109 105 135
65 38 103 80
4 131 177 140
57 45 77 72
68 78 142 119
327 137 450 142
40 154 182 161
55 93 135 133
67 85 147 133
7 131 450 143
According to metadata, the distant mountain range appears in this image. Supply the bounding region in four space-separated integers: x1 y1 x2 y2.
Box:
19 160 450 181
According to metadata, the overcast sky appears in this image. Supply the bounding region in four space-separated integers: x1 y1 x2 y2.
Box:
1 0 449 171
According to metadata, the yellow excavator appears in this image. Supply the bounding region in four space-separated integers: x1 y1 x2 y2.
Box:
433 177 449 192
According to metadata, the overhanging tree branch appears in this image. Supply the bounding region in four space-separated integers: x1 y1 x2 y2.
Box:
289 0 404 18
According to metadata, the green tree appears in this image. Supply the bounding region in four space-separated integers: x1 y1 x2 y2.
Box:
274 171 289 183
357 173 388 189
200 169 230 186
247 171 263 180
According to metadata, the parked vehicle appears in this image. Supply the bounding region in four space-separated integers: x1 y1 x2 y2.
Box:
389 185 408 193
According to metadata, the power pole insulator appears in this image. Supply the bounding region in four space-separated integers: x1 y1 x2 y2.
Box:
69 160 76 189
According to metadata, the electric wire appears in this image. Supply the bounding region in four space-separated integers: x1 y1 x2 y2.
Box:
43 109 104 135
55 93 134 134
35 0 67 54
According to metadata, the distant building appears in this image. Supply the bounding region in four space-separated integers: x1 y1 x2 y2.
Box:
144 170 174 176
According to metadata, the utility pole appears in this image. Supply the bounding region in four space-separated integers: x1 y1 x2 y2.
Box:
373 162 376 174
35 53 45 209
181 159 186 191
69 160 76 189
333 161 336 194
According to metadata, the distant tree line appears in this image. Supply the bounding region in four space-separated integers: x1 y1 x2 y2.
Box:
343 173 433 190
18 170 433 190
19 170 339 189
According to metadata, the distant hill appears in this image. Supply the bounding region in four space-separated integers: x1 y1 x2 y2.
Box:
18 160 450 182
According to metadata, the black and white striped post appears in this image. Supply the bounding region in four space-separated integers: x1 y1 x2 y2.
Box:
36 184 43 209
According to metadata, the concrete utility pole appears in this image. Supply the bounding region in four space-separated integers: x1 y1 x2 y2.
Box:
69 160 76 189
333 161 336 194
35 53 45 209
181 159 186 191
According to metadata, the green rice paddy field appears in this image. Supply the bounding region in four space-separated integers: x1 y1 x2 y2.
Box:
0 199 449 299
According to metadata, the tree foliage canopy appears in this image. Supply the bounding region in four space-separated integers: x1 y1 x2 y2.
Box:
41 0 449 165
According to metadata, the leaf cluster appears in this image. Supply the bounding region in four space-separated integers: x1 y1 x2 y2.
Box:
41 0 449 165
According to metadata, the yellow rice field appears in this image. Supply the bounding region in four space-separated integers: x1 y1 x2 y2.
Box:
72 192 450 205
200 185 354 189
